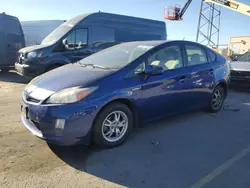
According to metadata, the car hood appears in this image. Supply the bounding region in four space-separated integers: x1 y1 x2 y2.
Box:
26 64 113 100
19 44 50 53
230 61 250 71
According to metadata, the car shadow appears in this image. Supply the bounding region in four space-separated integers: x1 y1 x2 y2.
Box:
229 85 250 93
48 110 235 188
48 93 250 188
0 70 30 84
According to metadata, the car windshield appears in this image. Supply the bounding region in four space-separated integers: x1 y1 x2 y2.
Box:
41 25 73 45
238 51 250 62
78 42 160 69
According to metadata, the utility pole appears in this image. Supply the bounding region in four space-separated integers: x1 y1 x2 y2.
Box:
196 0 221 48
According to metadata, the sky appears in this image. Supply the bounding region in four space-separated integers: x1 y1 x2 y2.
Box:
1 0 250 45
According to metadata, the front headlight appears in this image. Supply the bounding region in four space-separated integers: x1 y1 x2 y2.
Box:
27 52 38 59
46 86 97 104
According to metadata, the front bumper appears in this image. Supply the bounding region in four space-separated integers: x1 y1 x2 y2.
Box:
230 70 250 87
15 62 47 78
20 98 98 146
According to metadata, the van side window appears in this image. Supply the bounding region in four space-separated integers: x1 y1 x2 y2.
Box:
92 27 115 49
185 45 208 66
63 28 88 51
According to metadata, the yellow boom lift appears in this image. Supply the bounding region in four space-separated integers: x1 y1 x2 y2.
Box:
165 0 250 21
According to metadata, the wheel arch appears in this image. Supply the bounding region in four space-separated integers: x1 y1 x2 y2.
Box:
94 98 139 128
214 81 228 97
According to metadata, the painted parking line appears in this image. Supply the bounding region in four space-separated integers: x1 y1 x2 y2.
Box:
190 145 250 188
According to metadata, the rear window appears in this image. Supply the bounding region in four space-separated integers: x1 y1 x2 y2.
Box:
207 49 217 62
3 17 22 35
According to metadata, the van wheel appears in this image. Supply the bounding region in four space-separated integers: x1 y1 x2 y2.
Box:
209 85 225 113
93 102 133 148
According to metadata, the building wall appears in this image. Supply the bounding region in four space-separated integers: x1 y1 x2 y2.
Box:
228 36 250 55
21 20 64 46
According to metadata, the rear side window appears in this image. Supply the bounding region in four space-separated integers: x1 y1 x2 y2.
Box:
92 27 115 48
4 17 22 35
207 49 217 62
185 45 208 66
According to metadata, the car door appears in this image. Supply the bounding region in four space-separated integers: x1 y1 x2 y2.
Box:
139 43 192 121
182 43 215 109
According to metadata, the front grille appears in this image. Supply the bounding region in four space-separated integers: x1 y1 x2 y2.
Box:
231 70 250 77
27 97 41 103
17 52 25 64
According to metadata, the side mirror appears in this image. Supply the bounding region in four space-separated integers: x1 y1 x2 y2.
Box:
62 39 68 46
144 65 163 76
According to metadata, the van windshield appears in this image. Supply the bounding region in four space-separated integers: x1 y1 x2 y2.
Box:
41 25 72 45
78 42 161 69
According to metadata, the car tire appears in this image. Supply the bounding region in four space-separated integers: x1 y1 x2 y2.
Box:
93 102 134 148
209 85 225 113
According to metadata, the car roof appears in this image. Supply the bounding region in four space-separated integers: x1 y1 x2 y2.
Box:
122 40 204 47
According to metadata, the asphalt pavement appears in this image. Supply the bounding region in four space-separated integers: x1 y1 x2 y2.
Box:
0 71 250 188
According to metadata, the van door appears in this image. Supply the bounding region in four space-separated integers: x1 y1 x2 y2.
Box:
6 33 24 66
3 16 24 67
91 26 116 52
59 28 92 63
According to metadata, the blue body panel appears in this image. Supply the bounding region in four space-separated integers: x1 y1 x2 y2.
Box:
20 40 230 146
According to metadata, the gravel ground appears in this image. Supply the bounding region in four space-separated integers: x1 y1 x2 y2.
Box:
0 71 250 188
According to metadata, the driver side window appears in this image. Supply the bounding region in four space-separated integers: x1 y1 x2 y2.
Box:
148 45 183 70
63 28 88 51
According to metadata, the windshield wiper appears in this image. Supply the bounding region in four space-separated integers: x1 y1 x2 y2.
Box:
78 63 109 70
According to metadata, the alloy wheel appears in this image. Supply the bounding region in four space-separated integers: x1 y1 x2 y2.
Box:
212 88 224 110
101 111 128 142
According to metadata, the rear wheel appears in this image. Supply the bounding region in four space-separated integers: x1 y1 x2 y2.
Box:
93 102 133 148
209 85 225 113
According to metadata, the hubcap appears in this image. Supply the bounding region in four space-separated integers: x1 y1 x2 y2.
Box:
212 89 223 109
102 111 128 142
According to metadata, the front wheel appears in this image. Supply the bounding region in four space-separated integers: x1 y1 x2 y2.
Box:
209 85 225 113
93 102 134 148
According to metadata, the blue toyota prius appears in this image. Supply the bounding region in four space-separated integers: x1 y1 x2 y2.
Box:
21 40 230 148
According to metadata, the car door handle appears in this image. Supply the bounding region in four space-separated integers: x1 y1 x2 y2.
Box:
179 76 187 83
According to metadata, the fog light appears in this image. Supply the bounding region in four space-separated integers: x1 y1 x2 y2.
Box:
55 119 65 130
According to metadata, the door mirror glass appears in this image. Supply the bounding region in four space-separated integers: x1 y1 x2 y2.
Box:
62 38 68 46
145 65 163 76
